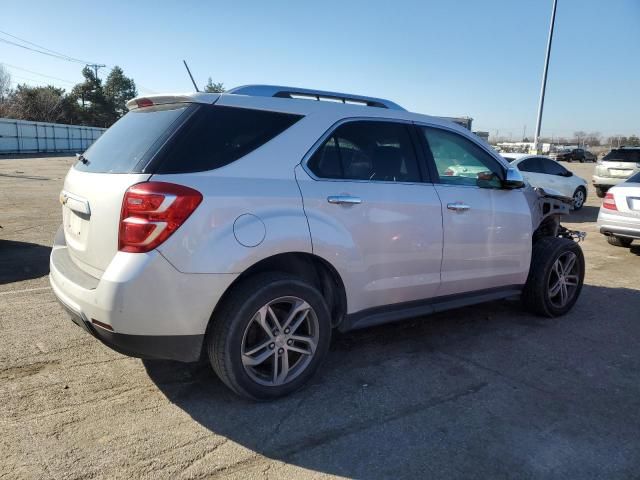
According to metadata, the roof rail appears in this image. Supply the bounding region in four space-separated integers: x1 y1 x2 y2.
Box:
227 85 405 111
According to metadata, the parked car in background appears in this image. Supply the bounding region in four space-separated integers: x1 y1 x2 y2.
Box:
551 148 597 163
50 85 586 400
503 154 588 210
593 147 640 198
597 171 640 248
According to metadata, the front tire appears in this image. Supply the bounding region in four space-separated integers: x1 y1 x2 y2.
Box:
523 237 585 317
572 187 586 210
207 272 332 400
607 236 633 248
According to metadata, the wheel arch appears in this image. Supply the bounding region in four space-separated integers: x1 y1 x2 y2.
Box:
204 252 348 347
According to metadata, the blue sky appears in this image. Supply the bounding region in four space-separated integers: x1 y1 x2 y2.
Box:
2 0 638 138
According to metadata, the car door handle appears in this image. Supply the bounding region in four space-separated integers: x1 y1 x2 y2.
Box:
447 202 471 212
327 195 362 205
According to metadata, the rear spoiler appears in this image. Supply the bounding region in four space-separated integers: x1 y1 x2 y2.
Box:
126 93 220 110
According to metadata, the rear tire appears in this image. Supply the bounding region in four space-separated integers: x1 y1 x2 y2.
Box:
607 236 633 248
595 186 607 198
207 272 332 400
522 237 585 317
572 187 586 210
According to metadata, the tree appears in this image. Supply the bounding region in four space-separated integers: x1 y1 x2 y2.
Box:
0 64 11 102
0 65 11 116
204 77 225 93
4 84 80 123
71 66 115 126
104 66 137 117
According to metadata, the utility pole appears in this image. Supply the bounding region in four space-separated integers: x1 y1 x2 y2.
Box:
533 0 558 154
86 63 106 79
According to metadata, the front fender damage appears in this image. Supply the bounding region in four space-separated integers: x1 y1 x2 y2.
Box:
524 186 586 242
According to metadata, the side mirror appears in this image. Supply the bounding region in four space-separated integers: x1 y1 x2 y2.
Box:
563 171 573 177
502 167 525 189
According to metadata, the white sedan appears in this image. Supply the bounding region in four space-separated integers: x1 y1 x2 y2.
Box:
502 154 589 210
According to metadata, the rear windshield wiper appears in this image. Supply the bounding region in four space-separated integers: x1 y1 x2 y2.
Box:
75 153 89 165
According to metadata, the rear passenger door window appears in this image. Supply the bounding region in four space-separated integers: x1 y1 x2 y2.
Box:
517 157 544 173
540 158 567 176
419 127 503 188
307 121 422 183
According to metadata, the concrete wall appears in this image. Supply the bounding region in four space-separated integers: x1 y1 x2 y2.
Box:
0 118 105 154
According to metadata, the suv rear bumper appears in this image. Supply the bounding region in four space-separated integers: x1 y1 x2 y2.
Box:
592 175 627 188
50 226 238 362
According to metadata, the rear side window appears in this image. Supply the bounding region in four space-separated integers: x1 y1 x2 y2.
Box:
603 149 640 163
541 158 567 176
307 121 421 182
75 104 191 173
155 105 303 174
518 157 543 173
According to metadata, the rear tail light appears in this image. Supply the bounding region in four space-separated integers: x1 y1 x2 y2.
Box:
443 168 454 176
119 182 202 253
603 192 618 211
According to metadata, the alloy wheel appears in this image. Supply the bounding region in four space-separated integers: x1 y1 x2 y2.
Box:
573 190 585 209
241 296 319 387
548 251 580 308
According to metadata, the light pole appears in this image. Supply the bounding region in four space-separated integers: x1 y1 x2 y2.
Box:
533 0 558 154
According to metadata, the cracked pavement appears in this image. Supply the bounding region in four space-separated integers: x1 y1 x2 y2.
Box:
1 156 640 479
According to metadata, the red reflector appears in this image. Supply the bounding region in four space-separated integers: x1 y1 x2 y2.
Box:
91 319 114 331
603 192 618 211
119 182 203 253
135 98 154 108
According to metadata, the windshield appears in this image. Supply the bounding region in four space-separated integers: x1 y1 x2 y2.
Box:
602 149 640 163
74 104 193 173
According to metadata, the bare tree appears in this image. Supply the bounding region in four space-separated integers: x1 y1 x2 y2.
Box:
0 64 11 104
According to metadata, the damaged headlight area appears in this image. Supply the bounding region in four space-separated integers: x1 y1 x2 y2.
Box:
525 185 586 243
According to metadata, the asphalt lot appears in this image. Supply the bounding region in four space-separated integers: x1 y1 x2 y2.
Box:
1 155 640 479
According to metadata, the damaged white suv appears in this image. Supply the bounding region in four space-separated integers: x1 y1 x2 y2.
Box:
50 85 585 400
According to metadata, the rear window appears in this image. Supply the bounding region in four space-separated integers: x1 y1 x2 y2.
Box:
75 104 192 173
627 171 640 183
154 105 303 174
603 149 640 163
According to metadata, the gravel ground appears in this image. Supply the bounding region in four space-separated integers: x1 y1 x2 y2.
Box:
1 156 639 479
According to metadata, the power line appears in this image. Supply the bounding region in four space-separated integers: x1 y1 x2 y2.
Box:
0 37 88 64
0 29 96 64
1 62 77 85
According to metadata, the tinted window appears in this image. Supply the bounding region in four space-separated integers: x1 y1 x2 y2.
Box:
421 127 502 188
308 121 421 182
603 149 640 163
75 104 191 173
518 157 543 173
540 158 567 176
156 106 303 174
627 171 640 183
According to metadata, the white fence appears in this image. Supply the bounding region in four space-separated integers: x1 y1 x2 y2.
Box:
0 117 106 154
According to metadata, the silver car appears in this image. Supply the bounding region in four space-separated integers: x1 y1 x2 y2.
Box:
597 171 640 248
593 147 640 198
50 85 586 399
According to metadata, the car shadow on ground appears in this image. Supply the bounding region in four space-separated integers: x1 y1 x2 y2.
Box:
143 284 640 478
567 205 599 223
0 240 51 284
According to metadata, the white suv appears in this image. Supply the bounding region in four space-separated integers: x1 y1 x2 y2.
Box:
50 85 585 399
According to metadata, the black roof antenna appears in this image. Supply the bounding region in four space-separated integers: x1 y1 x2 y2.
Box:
182 60 200 92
